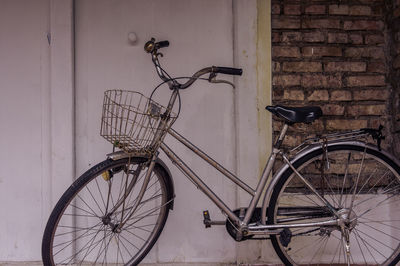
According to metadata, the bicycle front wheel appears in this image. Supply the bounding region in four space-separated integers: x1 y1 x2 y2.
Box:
268 144 400 265
42 157 171 266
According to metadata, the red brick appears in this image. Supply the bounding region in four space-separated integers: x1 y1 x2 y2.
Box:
272 46 301 57
272 62 280 72
353 89 389 100
303 32 325 43
349 6 372 16
394 8 400 18
395 43 400 54
272 32 280 43
324 62 366 72
367 62 386 73
282 32 302 43
349 34 363 44
345 47 384 59
372 6 383 17
292 120 325 133
272 18 300 29
328 33 348 43
308 90 329 101
273 89 283 100
348 105 386 116
301 74 342 88
358 0 381 3
305 5 326 14
393 55 400 69
343 20 384 30
283 135 302 147
346 75 386 87
322 104 345 115
396 32 400 42
303 46 342 57
369 118 386 130
273 75 301 86
283 90 305 101
272 4 281 15
284 4 301 15
326 119 367 130
272 120 284 132
331 90 352 101
282 62 322 72
329 5 349 15
365 34 384 44
302 19 341 29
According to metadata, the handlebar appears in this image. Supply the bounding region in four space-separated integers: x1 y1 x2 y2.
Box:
212 66 243 76
144 38 242 89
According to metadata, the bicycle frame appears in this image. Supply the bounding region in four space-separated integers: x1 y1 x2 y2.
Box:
107 120 348 237
104 64 396 237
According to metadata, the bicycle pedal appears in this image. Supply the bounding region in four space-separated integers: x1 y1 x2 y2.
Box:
203 210 211 228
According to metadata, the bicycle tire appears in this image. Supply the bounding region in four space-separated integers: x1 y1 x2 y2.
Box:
42 157 171 266
267 144 400 265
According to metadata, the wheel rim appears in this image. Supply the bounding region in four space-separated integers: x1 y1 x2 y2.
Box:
272 148 400 265
49 161 168 265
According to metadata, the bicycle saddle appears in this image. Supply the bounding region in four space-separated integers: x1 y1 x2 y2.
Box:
266 105 322 124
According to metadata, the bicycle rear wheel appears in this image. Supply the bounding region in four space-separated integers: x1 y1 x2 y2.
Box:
268 144 400 265
42 157 171 266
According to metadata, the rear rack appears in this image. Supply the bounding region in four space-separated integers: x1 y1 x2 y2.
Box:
290 126 385 155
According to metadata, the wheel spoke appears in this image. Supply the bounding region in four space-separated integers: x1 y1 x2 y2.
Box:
45 159 169 266
270 147 400 265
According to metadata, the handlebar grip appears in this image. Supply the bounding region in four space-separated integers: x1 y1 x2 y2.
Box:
156 40 170 49
213 66 243 76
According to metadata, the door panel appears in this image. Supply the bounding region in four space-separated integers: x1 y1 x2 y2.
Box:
75 0 236 262
0 0 50 260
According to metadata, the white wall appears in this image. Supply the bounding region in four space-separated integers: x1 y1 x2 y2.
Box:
0 0 50 260
0 0 272 263
0 0 75 262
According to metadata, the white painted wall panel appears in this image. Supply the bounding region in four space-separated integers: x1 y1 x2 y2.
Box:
0 0 49 260
75 0 237 263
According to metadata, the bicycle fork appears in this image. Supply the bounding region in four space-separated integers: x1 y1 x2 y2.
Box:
107 92 178 230
103 155 156 232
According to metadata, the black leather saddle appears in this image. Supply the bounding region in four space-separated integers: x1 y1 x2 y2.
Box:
266 105 323 124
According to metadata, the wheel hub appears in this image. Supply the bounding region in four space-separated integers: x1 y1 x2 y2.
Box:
102 214 111 225
337 208 357 230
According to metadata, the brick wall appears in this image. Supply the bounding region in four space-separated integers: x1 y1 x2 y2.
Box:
271 0 393 151
388 0 400 156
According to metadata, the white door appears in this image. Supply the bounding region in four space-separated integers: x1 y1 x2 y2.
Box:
75 0 237 263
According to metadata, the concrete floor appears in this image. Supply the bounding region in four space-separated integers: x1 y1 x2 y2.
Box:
0 263 281 266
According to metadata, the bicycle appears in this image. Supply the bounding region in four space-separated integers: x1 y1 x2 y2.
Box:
42 38 400 265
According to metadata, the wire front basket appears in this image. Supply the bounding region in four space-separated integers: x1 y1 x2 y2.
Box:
100 90 177 153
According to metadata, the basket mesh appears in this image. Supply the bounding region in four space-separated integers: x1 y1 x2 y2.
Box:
100 90 176 153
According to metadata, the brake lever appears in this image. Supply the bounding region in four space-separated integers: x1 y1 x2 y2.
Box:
208 73 235 88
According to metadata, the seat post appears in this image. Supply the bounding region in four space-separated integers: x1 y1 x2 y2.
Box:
274 123 289 149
